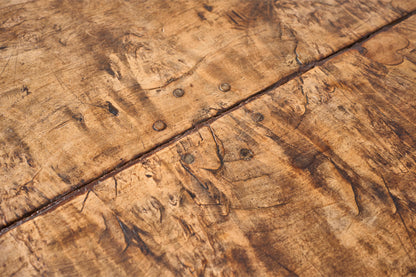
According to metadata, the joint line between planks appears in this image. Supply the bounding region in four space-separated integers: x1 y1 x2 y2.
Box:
1 9 415 236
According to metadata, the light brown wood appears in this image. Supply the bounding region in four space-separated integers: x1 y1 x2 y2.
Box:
1 0 415 228
1 13 416 276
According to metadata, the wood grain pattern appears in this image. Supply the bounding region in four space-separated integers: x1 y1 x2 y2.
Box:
1 0 415 227
1 13 416 277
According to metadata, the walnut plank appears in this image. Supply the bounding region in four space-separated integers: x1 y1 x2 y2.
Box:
1 0 416 227
1 13 416 277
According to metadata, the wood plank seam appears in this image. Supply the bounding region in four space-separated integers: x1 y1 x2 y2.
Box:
1 7 415 238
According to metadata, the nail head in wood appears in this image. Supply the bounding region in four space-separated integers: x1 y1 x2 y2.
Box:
252 112 264 122
173 88 185 97
219 83 231 92
152 120 167 131
181 153 195 164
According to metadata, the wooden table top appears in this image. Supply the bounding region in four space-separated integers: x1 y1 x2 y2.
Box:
1 0 416 276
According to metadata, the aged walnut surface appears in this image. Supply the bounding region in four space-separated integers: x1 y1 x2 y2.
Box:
1 10 416 276
1 0 416 228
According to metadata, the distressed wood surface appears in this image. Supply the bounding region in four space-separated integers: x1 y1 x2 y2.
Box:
1 13 416 277
1 0 416 228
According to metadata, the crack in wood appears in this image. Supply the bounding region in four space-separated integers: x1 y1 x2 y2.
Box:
80 189 91 213
380 175 416 251
142 57 206 91
202 126 225 173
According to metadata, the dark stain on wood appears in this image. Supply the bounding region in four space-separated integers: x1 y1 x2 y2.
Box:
197 11 206 21
116 216 150 255
21 85 31 96
203 4 213 12
57 173 72 185
106 101 119 116
229 248 255 275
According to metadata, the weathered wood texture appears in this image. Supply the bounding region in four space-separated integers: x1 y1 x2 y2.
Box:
1 13 416 277
1 0 416 228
